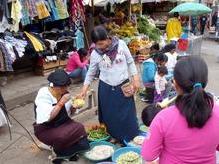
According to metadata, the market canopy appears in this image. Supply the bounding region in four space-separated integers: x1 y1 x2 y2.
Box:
169 2 212 16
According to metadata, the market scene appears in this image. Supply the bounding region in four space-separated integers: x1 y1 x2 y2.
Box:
1 0 219 164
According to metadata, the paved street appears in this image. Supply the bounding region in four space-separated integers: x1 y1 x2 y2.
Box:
0 39 219 164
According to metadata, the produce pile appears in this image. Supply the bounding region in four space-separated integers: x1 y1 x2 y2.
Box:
85 145 114 161
87 124 109 141
71 98 85 109
128 136 146 147
117 151 142 164
128 37 152 56
137 16 161 42
108 21 138 38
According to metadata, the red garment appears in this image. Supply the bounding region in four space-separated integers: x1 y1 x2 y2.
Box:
66 52 88 72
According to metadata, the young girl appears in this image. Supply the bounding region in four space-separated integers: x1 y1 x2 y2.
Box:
154 66 168 103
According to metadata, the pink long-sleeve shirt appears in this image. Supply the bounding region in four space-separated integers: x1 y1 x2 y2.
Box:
66 52 88 72
142 104 219 164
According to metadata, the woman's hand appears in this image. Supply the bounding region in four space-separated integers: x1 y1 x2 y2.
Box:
132 75 141 92
76 85 89 99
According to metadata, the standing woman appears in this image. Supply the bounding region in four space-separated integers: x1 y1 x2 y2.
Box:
79 26 140 143
142 56 219 163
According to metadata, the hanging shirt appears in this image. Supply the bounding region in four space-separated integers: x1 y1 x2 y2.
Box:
35 87 72 124
75 29 85 50
55 0 69 20
11 0 22 32
36 1 50 19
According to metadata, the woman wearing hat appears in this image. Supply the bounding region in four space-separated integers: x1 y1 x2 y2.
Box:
33 69 89 163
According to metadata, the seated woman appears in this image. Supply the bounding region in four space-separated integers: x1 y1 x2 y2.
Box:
66 48 89 81
33 69 89 163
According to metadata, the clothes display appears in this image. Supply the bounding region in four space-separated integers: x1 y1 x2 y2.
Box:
0 35 28 72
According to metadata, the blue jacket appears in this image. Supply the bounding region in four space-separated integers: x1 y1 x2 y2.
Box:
142 58 157 84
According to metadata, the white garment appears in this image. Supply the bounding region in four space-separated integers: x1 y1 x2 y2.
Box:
155 73 167 94
165 52 177 73
35 87 72 124
84 40 138 86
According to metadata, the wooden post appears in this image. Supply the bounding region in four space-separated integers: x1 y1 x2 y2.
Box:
129 0 132 20
91 0 95 27
140 0 142 17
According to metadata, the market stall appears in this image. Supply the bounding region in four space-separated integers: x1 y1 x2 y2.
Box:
170 2 211 56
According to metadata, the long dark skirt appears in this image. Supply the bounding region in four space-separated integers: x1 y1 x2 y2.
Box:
33 120 89 156
98 80 139 142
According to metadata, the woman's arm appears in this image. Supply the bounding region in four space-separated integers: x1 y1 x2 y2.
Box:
79 52 99 98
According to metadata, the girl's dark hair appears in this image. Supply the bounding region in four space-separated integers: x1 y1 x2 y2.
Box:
174 56 214 128
78 48 88 62
153 53 168 63
158 66 168 75
141 104 161 127
91 26 109 43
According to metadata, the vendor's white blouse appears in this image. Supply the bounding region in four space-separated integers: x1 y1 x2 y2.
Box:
165 52 177 73
35 87 72 124
84 40 138 86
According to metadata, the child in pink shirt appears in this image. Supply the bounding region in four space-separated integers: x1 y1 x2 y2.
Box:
142 56 219 164
66 48 88 81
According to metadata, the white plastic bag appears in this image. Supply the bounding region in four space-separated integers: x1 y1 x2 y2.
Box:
0 107 7 127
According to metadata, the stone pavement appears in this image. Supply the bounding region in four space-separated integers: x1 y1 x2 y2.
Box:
0 39 219 164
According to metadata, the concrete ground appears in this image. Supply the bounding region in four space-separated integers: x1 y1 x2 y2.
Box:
0 39 219 164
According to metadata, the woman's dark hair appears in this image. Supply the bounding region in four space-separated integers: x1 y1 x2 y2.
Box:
174 56 214 128
161 44 176 53
141 104 161 127
78 48 88 62
91 26 109 43
153 53 168 63
150 43 160 51
158 66 168 75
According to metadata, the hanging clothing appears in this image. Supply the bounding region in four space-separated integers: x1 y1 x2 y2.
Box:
75 29 84 50
24 32 44 52
27 0 38 18
11 0 22 32
47 0 60 20
36 1 50 20
55 0 69 20
20 0 31 26
0 16 11 33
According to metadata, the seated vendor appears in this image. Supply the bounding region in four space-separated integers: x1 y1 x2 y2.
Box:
33 69 89 163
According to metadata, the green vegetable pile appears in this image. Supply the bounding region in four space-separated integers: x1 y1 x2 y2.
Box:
117 151 142 164
137 16 161 42
88 126 109 141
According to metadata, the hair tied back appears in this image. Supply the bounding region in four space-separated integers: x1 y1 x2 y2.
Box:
193 82 202 89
